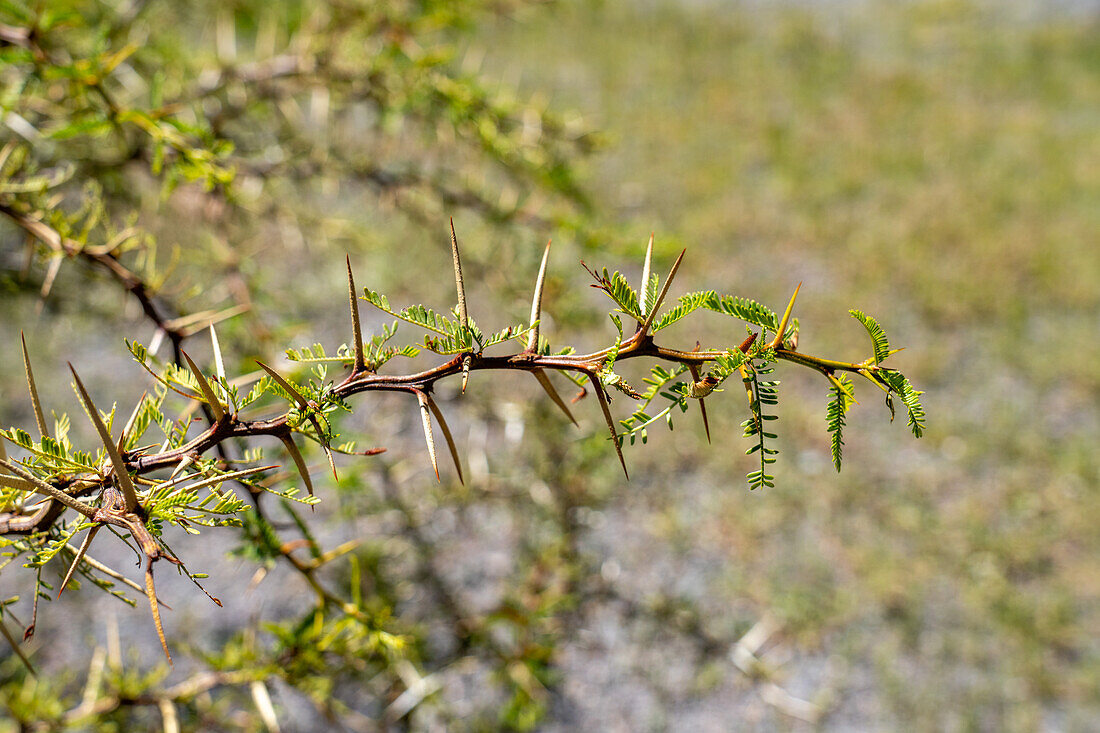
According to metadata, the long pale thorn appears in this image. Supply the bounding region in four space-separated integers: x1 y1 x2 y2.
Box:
119 392 149 451
416 391 440 481
209 325 226 382
20 333 48 438
768 282 801 351
532 369 578 426
527 240 552 351
181 465 280 494
639 233 654 316
182 351 226 422
69 365 139 512
257 361 333 479
58 526 101 597
591 377 628 479
346 255 366 373
449 218 468 335
256 361 309 410
425 395 464 484
450 219 473 393
278 434 315 498
639 249 685 336
824 371 858 404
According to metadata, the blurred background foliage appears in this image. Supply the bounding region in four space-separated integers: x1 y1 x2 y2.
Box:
2 0 1099 730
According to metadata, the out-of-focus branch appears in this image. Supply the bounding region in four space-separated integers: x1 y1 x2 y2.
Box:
1 202 188 357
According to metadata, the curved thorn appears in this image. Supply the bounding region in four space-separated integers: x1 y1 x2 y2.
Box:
425 395 464 484
461 355 471 394
639 249 685 336
68 364 139 513
416 392 440 481
532 369 577 427
182 351 225 422
768 282 801 351
527 240 552 351
20 333 48 438
346 255 366 373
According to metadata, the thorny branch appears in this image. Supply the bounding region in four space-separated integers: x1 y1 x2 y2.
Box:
1 229 912 536
1 225 921 710
0 203 251 365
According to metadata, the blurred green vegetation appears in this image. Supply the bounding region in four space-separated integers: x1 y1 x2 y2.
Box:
2 0 1099 730
472 1 1100 727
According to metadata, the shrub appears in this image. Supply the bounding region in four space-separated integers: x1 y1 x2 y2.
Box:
0 1 921 728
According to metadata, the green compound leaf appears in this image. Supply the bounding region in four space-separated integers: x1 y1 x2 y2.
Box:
877 369 926 438
583 264 643 321
826 374 854 472
849 309 891 364
651 290 716 333
741 362 779 489
703 293 779 333
363 289 468 342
